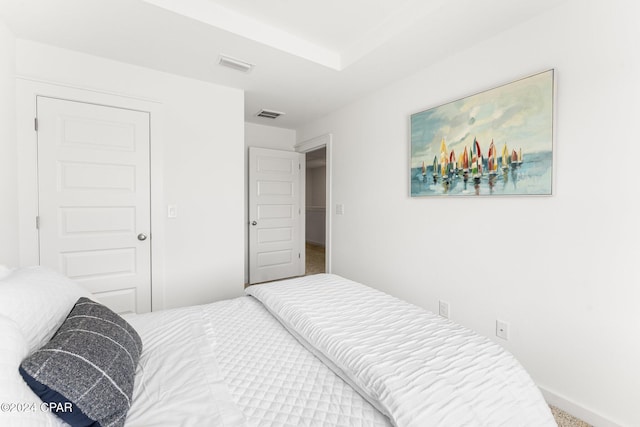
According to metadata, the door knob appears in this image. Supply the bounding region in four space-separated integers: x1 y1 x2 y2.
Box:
251 221 257 226
137 233 148 241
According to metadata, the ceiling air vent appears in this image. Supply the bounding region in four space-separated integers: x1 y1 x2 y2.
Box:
256 109 285 119
218 55 254 73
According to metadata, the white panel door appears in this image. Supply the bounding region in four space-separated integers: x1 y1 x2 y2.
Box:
37 96 151 314
249 147 304 284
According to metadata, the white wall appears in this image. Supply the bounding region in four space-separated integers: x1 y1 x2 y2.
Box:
297 1 640 425
245 122 297 152
15 40 245 309
306 166 326 207
244 122 297 282
0 21 18 267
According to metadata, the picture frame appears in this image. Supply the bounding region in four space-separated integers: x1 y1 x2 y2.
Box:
410 69 554 197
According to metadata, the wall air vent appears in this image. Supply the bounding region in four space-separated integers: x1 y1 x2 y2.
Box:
256 109 285 119
218 55 254 73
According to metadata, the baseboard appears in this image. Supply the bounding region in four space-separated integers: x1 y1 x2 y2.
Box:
539 386 623 427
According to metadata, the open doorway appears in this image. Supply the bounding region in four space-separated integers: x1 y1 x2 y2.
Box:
296 133 332 275
305 147 326 275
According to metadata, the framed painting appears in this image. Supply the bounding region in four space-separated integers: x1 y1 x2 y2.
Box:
410 69 554 197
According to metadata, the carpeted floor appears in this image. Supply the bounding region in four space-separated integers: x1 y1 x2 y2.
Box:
304 244 589 426
305 242 325 275
551 405 591 426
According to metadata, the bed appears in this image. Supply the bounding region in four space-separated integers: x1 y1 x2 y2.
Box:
0 267 556 426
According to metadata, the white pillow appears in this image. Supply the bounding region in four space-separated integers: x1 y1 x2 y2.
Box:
0 266 92 353
0 314 65 426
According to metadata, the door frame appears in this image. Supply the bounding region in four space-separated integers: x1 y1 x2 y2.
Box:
16 77 167 311
295 133 332 274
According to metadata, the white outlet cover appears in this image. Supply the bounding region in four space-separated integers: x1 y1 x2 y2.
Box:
438 300 450 318
496 320 509 340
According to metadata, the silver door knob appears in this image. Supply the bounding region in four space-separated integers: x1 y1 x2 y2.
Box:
251 221 257 226
137 233 148 241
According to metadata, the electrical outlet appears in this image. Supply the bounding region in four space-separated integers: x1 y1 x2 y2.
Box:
438 300 450 319
167 205 178 219
496 320 509 340
335 204 344 215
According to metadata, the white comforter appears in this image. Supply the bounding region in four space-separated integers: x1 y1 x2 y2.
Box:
206 296 390 427
125 294 389 427
246 274 556 427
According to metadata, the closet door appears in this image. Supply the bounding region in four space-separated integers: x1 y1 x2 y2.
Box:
36 96 151 314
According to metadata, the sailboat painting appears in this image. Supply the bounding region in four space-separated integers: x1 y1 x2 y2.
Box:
410 70 554 197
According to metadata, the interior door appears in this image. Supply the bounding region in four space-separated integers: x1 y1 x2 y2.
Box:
248 147 304 284
36 96 151 314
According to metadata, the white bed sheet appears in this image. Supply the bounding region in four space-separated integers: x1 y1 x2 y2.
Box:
124 305 246 427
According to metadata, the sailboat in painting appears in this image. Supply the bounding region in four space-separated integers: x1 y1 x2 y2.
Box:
511 148 523 165
487 140 498 193
501 144 510 171
487 140 498 175
461 146 470 172
460 146 470 189
415 137 545 196
471 137 482 177
449 149 456 175
432 155 438 183
439 138 449 179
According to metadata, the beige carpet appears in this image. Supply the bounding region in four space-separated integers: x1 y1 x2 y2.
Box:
305 242 325 275
551 405 591 426
306 243 588 426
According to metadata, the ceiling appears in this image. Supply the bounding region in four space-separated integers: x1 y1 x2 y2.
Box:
0 0 564 129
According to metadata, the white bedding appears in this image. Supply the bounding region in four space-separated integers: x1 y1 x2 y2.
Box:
247 274 557 427
4 269 555 426
205 296 390 427
125 295 389 427
124 305 246 426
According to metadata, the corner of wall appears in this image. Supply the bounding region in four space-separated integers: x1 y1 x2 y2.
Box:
0 19 18 266
540 387 623 427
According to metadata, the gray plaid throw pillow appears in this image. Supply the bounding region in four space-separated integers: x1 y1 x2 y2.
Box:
20 297 142 427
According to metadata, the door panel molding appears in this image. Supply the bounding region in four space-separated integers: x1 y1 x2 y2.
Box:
16 78 167 312
248 147 304 284
37 96 151 314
